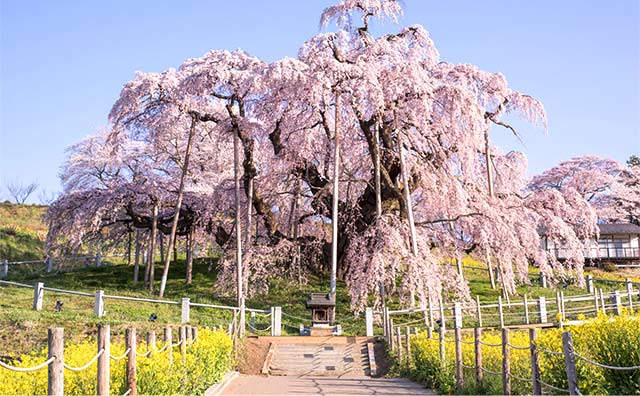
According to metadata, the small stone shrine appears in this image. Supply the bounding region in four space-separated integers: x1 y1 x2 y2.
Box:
301 292 341 336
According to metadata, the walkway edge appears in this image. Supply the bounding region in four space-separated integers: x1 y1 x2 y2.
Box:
205 371 239 396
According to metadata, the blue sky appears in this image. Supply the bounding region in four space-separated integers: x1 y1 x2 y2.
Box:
1 0 638 202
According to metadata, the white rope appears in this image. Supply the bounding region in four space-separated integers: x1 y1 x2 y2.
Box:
478 340 502 347
510 373 533 382
538 346 564 356
507 343 531 351
480 366 502 376
110 348 131 361
0 357 55 372
248 324 272 332
280 312 308 322
64 349 104 371
156 343 169 353
135 350 151 358
461 363 475 369
122 388 132 396
573 352 640 370
171 339 184 348
538 378 570 393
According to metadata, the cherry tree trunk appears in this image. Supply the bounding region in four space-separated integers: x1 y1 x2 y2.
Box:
159 234 165 264
158 117 197 298
133 230 140 285
185 232 193 285
145 202 158 291
399 132 418 256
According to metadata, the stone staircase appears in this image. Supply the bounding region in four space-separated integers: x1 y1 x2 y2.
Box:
268 338 371 377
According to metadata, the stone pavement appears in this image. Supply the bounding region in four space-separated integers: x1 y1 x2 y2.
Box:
220 374 436 395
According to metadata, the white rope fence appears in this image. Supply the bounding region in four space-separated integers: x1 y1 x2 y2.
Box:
64 349 104 371
110 348 131 361
0 357 55 372
573 352 640 371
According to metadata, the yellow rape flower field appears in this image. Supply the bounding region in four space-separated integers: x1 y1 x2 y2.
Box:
0 328 232 395
408 312 640 395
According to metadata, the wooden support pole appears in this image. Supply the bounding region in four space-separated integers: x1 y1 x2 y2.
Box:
599 288 606 315
428 295 434 332
476 295 482 328
454 327 463 392
498 296 504 328
164 326 173 366
529 328 541 396
562 332 579 395
502 328 511 396
560 291 566 321
396 327 402 361
438 326 445 367
524 294 530 325
146 330 156 357
586 275 593 293
192 326 198 342
48 328 64 396
179 326 187 363
97 324 110 396
474 327 483 388
389 318 395 350
365 308 374 337
186 325 193 345
181 298 190 323
94 290 105 317
555 292 562 322
594 289 599 314
405 325 411 358
540 272 547 288
611 290 622 315
126 328 137 396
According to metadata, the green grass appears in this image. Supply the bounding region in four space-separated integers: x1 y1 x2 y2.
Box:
0 203 48 261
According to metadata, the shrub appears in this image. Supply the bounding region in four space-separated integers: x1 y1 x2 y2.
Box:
0 328 233 395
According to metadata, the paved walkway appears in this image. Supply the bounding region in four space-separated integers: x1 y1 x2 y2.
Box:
220 375 435 395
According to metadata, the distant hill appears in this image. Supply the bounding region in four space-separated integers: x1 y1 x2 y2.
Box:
0 202 47 261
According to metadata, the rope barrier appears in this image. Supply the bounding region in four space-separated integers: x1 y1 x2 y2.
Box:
480 366 502 376
280 312 308 322
248 324 272 332
0 357 55 372
506 343 531 351
135 350 151 358
0 280 33 288
171 339 184 348
156 343 169 353
478 340 502 347
64 349 104 371
538 378 570 393
538 346 564 356
461 363 475 369
573 352 640 370
122 389 132 396
110 348 131 361
509 373 533 382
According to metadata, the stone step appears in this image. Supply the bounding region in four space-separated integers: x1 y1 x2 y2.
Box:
269 341 371 377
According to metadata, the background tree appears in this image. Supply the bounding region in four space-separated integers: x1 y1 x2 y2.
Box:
6 181 39 204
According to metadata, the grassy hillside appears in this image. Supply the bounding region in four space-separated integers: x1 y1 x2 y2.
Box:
0 202 47 261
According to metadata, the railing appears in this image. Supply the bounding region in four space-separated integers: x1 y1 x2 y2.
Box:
0 280 280 337
0 254 126 278
547 247 640 260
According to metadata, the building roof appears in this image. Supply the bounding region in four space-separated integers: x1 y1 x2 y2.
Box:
598 223 640 235
306 292 335 308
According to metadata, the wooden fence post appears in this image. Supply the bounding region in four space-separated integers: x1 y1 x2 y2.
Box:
498 296 504 328
146 330 156 357
33 282 44 311
476 295 483 328
48 328 64 396
94 290 105 317
164 326 173 366
179 326 187 363
1 259 7 278
405 326 411 359
97 324 110 396
560 291 566 321
365 308 374 337
186 325 193 345
273 307 282 336
599 289 606 315
502 328 511 396
438 325 446 367
524 294 530 324
538 297 547 323
453 302 463 329
586 275 594 293
529 328 541 396
396 327 402 361
192 326 198 342
562 332 579 395
454 326 463 392
627 278 634 312
126 328 137 396
610 291 622 315
594 289 599 314
389 318 395 350
181 298 190 323
555 292 562 322
474 327 483 388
